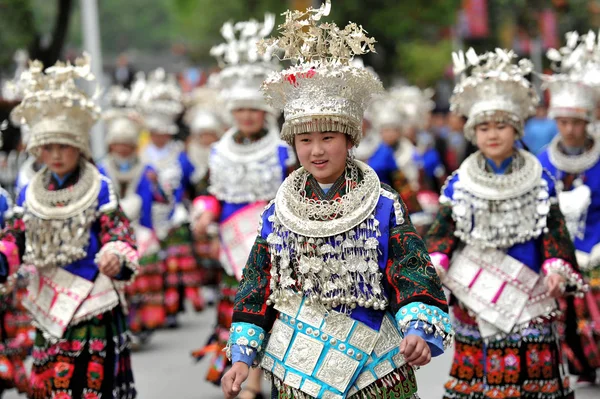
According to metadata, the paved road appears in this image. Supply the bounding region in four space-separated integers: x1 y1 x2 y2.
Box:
6 307 599 398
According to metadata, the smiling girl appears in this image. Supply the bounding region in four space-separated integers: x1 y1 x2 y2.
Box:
426 48 585 399
220 4 453 399
5 56 138 399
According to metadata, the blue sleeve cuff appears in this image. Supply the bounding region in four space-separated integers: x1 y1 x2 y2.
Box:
405 321 444 357
231 344 257 367
395 302 454 351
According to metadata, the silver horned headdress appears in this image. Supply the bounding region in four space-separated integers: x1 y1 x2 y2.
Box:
450 48 539 141
10 53 100 159
103 85 144 146
210 14 280 114
259 0 383 146
542 31 600 122
136 68 183 135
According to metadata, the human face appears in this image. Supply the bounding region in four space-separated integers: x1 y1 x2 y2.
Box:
40 143 81 178
475 121 516 166
380 126 400 146
294 131 352 184
150 132 172 148
555 117 588 148
109 143 136 158
403 126 418 144
231 108 266 137
196 132 220 147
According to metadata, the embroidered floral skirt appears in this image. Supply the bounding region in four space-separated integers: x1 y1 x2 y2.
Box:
162 224 204 315
29 308 136 399
126 251 166 333
444 305 573 399
560 266 600 375
0 291 31 396
270 366 419 399
191 274 238 385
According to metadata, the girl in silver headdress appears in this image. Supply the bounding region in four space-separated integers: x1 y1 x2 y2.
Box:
426 48 586 399
221 3 453 399
5 55 138 399
138 69 205 327
99 87 169 348
538 31 600 386
190 15 295 394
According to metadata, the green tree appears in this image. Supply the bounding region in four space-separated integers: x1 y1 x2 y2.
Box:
170 0 288 63
0 0 73 70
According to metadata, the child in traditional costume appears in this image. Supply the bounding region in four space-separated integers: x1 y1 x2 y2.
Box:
100 86 168 346
138 70 204 326
221 3 453 398
426 48 586 399
191 15 295 394
6 55 138 399
538 31 600 385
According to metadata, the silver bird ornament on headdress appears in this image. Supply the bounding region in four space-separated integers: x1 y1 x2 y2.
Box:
450 48 539 142
258 0 383 146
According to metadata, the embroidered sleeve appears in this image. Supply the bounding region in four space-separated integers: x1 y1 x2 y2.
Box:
384 197 449 318
424 203 459 258
395 302 453 350
231 236 278 332
97 206 139 281
391 170 422 214
226 322 266 365
540 203 585 293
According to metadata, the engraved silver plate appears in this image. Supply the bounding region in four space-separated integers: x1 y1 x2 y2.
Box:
516 266 540 291
355 370 376 390
260 355 275 372
373 359 394 379
285 333 324 375
265 320 295 361
273 363 286 380
284 371 303 389
392 352 406 368
470 270 503 303
322 391 343 399
446 255 480 284
49 293 80 321
301 379 322 397
315 349 360 392
348 322 378 354
322 313 355 341
373 316 402 357
36 285 56 313
495 284 528 317
296 301 325 328
274 294 302 318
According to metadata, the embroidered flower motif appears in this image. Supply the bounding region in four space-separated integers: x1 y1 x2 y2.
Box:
87 361 104 390
89 340 106 352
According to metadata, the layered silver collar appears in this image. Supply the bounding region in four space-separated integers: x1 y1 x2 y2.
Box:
447 150 550 249
24 161 102 268
209 126 286 203
275 160 381 238
548 135 600 174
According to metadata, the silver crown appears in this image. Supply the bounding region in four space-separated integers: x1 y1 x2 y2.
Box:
10 53 100 158
543 31 600 121
258 0 383 146
450 48 539 141
136 69 183 135
210 14 280 114
103 85 144 146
